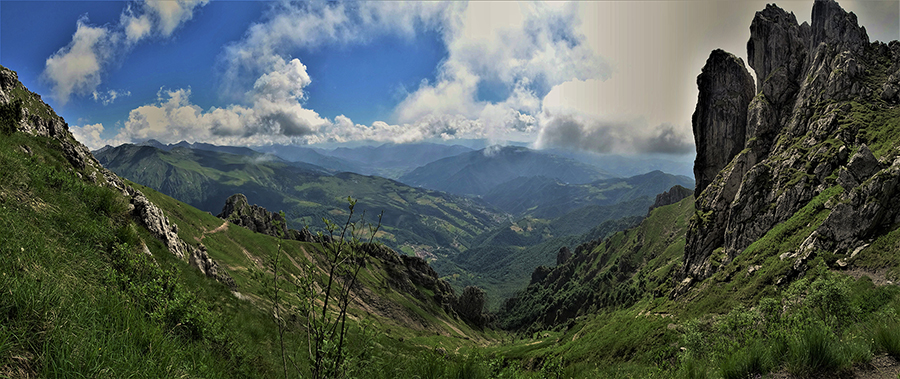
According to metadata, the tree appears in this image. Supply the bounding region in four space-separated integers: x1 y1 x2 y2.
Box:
456 286 487 328
259 197 382 378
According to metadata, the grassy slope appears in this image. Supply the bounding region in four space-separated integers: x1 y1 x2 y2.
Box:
0 131 271 378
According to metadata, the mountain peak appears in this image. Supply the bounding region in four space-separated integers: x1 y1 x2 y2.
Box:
681 0 900 286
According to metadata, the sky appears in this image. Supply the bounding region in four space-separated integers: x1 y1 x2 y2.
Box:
1 0 898 154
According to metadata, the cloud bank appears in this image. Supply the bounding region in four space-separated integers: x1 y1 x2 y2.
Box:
43 0 208 104
72 1 728 156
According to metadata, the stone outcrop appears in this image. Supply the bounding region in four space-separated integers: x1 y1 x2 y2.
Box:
362 243 458 315
217 193 317 242
680 0 900 289
692 49 756 197
130 190 191 259
218 193 290 237
190 244 237 289
648 185 693 214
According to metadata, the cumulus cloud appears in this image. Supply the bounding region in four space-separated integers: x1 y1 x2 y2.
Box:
70 123 107 150
390 2 609 144
43 18 115 104
107 58 331 146
43 0 208 104
220 2 454 97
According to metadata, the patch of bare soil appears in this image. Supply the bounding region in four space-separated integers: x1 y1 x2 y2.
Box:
768 354 900 379
839 267 895 286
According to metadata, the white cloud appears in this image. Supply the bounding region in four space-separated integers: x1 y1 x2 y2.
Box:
391 2 609 145
91 89 131 105
43 18 115 105
107 58 329 146
144 0 209 38
122 13 152 44
43 0 208 104
70 123 107 150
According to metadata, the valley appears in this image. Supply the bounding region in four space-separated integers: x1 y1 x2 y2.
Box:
3 0 900 378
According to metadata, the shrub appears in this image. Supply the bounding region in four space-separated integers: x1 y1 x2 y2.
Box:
786 325 847 377
720 340 768 379
874 321 900 358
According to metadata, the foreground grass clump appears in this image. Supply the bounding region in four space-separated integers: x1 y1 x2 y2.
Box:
676 268 900 379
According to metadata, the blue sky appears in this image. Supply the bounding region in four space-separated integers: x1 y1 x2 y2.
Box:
1 0 897 152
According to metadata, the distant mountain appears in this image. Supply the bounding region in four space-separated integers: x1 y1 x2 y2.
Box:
251 144 364 173
399 145 616 196
95 144 505 253
325 143 473 170
138 139 261 157
545 149 695 178
252 142 475 179
482 170 693 218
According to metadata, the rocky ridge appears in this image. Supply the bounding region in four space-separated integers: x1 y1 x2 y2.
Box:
681 0 900 288
0 65 234 288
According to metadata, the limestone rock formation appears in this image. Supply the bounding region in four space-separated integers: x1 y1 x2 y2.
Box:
648 185 693 214
218 194 289 237
362 243 458 315
680 0 900 289
692 49 756 197
217 193 318 242
131 190 190 259
190 244 237 289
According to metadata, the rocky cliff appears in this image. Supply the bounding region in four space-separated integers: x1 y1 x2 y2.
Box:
681 0 900 288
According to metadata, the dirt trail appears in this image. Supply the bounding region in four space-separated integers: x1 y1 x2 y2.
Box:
203 221 229 237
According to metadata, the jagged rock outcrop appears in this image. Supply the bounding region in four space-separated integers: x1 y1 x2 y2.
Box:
131 190 191 259
454 286 487 328
692 49 756 197
218 194 289 237
648 185 693 214
680 0 900 289
190 244 237 289
217 193 317 242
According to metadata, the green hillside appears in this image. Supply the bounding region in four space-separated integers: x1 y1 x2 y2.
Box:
0 65 506 378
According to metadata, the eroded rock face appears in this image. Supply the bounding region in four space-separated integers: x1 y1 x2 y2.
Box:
680 0 899 289
692 49 756 197
190 244 237 289
218 194 289 237
131 190 190 259
362 243 458 316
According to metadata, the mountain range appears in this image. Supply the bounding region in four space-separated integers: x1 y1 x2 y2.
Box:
399 145 616 196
